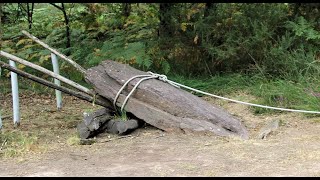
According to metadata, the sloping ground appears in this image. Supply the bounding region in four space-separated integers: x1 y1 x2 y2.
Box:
1 90 320 177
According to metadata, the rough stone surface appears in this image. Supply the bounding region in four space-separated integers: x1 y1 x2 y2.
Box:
257 119 280 139
85 60 249 139
77 108 114 139
77 107 141 138
106 119 139 135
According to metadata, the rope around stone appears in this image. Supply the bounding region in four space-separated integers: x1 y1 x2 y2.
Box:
113 71 320 115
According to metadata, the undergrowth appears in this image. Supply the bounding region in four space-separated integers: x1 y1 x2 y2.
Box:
169 73 320 117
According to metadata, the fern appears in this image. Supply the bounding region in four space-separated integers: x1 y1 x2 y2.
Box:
161 60 170 74
285 16 320 41
87 34 153 70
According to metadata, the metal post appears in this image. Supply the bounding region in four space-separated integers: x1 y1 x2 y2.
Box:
0 110 2 130
0 67 2 129
51 53 62 110
9 60 20 127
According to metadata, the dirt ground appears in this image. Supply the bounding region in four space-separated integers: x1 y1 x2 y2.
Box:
1 90 320 177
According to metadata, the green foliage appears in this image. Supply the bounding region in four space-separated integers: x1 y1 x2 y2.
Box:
192 4 286 75
249 79 320 116
2 3 320 116
3 3 320 78
169 73 257 96
82 3 160 71
1 3 21 24
87 39 152 70
112 107 129 121
170 73 320 116
286 16 320 40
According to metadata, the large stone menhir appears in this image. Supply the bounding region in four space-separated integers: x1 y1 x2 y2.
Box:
85 60 249 139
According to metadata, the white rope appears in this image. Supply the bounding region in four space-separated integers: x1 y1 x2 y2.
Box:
149 72 320 114
114 71 320 115
113 74 152 112
120 76 157 112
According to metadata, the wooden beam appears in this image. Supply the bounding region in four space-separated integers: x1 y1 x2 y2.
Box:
21 30 86 74
0 51 93 95
0 60 112 108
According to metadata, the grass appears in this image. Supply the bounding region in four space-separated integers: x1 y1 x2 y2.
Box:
249 79 320 116
311 118 320 124
0 85 98 159
169 73 259 96
0 78 12 94
169 73 320 116
0 130 42 158
0 124 81 158
66 132 81 146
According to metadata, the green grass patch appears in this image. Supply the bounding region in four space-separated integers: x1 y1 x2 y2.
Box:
168 73 263 96
169 73 320 116
66 133 81 146
249 79 320 116
311 118 320 124
0 130 40 158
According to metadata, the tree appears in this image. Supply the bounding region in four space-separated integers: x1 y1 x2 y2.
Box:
119 3 131 29
0 3 3 50
158 3 175 37
122 3 131 19
18 3 34 30
50 3 71 54
204 3 217 18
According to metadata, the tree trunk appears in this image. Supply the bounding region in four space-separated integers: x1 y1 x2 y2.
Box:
204 3 216 18
0 3 3 49
290 3 301 19
119 3 131 29
26 3 34 30
50 3 71 55
158 3 174 37
85 60 249 139
18 3 34 29
122 3 131 19
0 3 2 14
61 3 71 54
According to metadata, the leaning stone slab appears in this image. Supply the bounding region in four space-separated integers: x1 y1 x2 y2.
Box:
85 60 249 139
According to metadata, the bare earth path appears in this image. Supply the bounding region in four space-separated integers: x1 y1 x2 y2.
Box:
1 91 320 177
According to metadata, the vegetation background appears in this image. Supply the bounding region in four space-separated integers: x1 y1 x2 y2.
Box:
1 3 320 119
